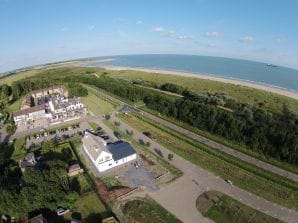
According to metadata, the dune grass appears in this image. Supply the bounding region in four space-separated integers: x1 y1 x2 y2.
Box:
0 69 41 85
105 69 298 114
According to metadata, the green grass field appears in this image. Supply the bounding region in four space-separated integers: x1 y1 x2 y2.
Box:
81 91 117 115
122 198 182 223
104 70 298 114
197 191 284 223
118 113 298 210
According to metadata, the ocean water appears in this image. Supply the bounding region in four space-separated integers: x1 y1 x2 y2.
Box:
86 54 298 92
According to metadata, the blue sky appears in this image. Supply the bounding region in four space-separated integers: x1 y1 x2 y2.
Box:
0 0 298 73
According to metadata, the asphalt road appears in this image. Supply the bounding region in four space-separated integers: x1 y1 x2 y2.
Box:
86 86 298 182
110 113 298 223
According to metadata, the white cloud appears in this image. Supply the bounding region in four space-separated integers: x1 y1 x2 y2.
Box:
136 20 143 25
176 35 194 40
205 31 219 37
88 25 95 31
239 36 253 43
153 26 165 32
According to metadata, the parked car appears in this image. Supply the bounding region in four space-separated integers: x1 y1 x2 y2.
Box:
56 208 69 216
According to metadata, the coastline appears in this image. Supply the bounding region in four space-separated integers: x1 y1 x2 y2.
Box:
99 65 298 100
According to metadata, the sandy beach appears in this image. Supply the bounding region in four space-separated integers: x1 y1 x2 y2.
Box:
100 65 298 100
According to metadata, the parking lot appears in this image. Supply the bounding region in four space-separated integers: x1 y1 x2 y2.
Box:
25 122 90 149
119 162 159 191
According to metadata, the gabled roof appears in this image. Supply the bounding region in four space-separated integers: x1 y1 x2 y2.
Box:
108 141 136 161
28 214 46 223
13 104 45 117
82 132 111 161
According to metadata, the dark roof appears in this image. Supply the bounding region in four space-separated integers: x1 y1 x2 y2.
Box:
108 141 136 161
28 214 46 223
13 104 45 117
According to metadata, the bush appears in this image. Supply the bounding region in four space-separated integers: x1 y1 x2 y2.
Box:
143 131 152 138
105 114 111 120
114 121 121 126
168 153 174 161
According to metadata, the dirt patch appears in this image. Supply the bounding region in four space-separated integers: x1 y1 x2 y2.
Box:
139 154 155 166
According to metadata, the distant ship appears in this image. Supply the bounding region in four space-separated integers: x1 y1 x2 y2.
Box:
267 63 278 68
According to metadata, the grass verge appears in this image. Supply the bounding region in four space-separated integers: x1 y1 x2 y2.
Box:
119 113 298 210
197 191 284 223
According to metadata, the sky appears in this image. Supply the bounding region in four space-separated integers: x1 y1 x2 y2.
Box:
0 0 298 73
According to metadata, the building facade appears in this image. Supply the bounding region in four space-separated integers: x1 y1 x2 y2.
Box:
82 133 137 172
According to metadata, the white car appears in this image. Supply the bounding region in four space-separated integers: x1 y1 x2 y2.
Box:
56 208 69 216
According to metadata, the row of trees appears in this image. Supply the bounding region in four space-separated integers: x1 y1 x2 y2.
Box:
144 94 298 164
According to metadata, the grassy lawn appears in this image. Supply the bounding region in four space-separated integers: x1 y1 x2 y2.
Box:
105 70 298 114
102 119 183 181
81 91 117 115
73 192 107 222
100 176 122 189
88 122 99 131
122 198 182 223
12 137 26 157
197 191 284 223
118 113 298 210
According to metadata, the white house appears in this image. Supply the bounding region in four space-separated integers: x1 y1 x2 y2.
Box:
82 132 137 172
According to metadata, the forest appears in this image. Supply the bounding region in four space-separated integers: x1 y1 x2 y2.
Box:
0 157 79 216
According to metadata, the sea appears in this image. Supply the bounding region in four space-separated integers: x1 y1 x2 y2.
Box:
86 54 298 92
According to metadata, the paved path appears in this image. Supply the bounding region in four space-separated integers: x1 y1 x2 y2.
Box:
110 113 298 223
85 86 298 182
